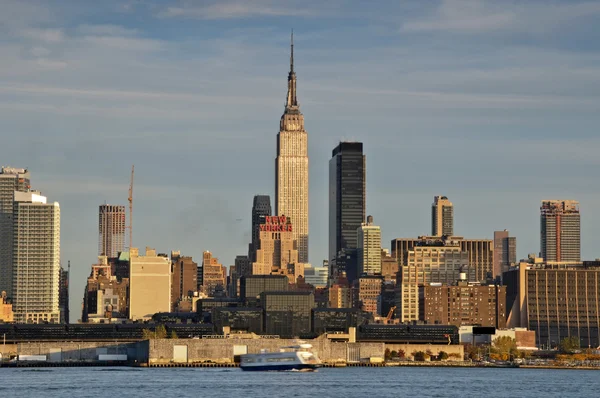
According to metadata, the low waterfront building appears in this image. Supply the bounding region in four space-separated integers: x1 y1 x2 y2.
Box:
260 291 314 338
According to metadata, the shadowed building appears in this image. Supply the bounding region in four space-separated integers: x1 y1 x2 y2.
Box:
275 33 309 263
493 230 516 279
202 251 227 297
0 166 30 298
170 251 198 312
329 141 365 284
248 195 271 263
240 274 288 305
261 291 314 337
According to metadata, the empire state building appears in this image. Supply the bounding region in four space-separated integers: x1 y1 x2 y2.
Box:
275 33 309 263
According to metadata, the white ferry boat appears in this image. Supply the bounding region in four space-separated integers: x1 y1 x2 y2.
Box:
239 343 322 371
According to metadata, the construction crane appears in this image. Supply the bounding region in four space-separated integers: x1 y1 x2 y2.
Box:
386 306 396 323
128 165 134 249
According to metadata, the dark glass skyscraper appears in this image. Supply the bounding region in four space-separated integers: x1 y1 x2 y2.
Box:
329 142 366 283
249 195 272 262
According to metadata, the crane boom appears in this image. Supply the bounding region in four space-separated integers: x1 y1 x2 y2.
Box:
128 165 134 249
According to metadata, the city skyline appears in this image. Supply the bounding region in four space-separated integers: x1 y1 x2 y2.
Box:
1 0 600 315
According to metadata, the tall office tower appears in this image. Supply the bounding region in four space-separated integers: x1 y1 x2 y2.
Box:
170 251 198 312
329 142 366 280
357 216 381 275
249 195 271 262
98 204 126 258
252 215 299 278
493 230 517 278
540 200 581 263
12 191 61 323
129 247 171 321
0 166 30 298
275 33 309 263
432 195 453 237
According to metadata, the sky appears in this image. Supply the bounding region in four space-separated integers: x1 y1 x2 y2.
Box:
1 0 600 319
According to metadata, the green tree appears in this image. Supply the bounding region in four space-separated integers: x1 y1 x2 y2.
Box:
413 351 427 361
559 337 580 354
437 351 449 361
492 336 517 354
384 348 392 360
155 324 167 339
169 330 178 339
142 329 154 340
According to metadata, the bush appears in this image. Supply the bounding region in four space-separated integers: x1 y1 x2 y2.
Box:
437 351 449 361
413 351 427 361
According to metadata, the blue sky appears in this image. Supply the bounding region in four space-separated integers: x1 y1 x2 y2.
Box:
1 0 600 317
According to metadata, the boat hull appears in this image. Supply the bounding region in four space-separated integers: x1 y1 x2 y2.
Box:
240 363 321 372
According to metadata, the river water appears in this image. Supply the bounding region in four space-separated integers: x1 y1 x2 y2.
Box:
1 366 599 397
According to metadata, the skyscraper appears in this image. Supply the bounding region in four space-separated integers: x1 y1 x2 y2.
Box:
252 215 300 281
0 166 30 298
540 200 580 263
98 204 126 258
357 216 382 275
249 195 271 262
493 230 517 278
12 191 61 323
432 195 453 237
329 142 366 272
275 33 309 263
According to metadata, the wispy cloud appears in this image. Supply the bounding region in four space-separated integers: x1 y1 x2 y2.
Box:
158 0 315 19
21 28 65 43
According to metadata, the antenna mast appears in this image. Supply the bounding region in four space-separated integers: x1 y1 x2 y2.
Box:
128 165 134 249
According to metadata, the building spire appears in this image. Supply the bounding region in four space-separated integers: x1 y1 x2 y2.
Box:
286 29 298 109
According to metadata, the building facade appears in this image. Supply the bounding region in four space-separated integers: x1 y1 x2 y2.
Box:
275 34 309 263
129 247 171 321
421 282 506 328
357 216 381 275
493 230 516 279
248 195 271 263
170 251 198 312
540 200 580 263
98 204 126 258
252 215 300 280
12 191 61 323
0 166 30 298
356 275 383 316
504 262 600 348
329 141 366 282
202 251 227 297
432 195 453 237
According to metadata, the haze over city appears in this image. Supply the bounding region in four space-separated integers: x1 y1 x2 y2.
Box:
1 0 600 315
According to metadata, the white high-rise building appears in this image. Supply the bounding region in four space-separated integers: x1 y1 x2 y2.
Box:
275 32 309 263
12 191 61 323
357 215 381 275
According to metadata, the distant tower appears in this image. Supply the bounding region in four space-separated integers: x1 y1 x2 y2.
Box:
493 230 517 278
329 142 366 272
249 195 272 262
99 204 126 258
432 195 454 237
0 166 30 298
540 200 580 263
275 31 309 263
357 215 382 275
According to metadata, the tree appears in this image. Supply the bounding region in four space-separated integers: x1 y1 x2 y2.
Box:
437 351 449 361
559 337 580 354
492 336 517 354
413 351 427 361
397 349 406 359
169 330 178 339
384 348 392 360
155 324 167 339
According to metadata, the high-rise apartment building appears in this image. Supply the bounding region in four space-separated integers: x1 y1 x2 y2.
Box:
0 166 30 298
493 230 516 278
129 247 170 321
329 142 366 281
170 251 198 312
432 196 453 237
357 216 381 275
12 191 61 323
540 200 580 263
249 195 271 262
98 204 126 258
275 34 309 263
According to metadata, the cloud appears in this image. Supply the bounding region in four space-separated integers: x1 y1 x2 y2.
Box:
21 28 65 43
159 0 315 19
81 35 164 51
77 24 139 37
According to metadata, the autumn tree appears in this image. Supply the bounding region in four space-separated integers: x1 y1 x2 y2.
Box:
559 337 580 354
